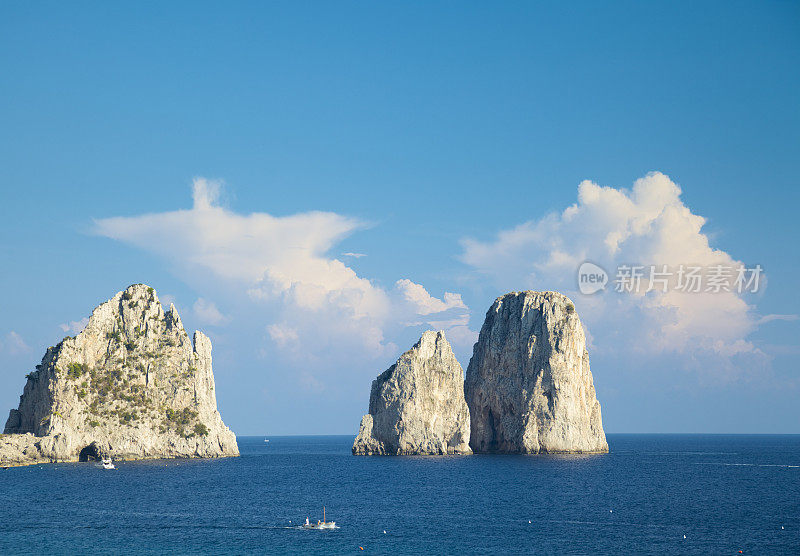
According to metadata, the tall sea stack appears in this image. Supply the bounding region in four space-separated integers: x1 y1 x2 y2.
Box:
1 284 239 467
353 330 472 455
465 291 608 454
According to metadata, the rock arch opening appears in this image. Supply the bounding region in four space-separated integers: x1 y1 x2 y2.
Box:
78 443 101 462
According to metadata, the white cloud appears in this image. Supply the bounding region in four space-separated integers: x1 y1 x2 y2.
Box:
192 177 223 210
94 178 472 382
193 298 229 325
59 317 89 335
461 172 775 376
756 314 799 325
342 252 366 258
394 279 467 315
267 324 299 348
1 331 30 355
94 178 362 285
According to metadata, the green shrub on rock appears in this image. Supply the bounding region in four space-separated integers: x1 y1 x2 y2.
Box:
67 363 89 379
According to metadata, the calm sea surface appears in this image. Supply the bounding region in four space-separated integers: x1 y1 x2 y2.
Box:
1 434 798 554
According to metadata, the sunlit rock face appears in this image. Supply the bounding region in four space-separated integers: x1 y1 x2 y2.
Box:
1 284 238 467
353 331 472 456
465 291 608 454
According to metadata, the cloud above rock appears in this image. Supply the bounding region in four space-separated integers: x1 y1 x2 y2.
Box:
93 178 470 372
460 172 781 377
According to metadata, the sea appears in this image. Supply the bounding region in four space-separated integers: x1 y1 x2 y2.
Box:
1 434 798 555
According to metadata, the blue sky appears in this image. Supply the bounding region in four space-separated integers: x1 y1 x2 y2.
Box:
1 2 798 435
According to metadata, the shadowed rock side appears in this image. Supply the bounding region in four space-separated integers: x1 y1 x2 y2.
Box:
1 284 238 467
465 291 608 454
353 331 472 455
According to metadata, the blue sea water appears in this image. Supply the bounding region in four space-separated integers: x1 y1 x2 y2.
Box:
1 434 798 554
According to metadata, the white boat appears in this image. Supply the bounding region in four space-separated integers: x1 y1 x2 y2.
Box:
302 506 336 529
99 458 115 470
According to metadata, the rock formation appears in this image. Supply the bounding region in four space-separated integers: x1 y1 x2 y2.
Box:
353 330 471 455
465 291 608 454
1 284 238 467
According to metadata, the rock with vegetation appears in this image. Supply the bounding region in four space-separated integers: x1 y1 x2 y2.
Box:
465 291 608 454
1 284 238 467
353 330 472 456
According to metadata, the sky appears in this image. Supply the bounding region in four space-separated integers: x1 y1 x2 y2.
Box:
1 1 798 435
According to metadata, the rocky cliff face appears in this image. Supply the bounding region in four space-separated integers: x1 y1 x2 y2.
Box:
1 284 238 467
353 331 471 455
465 291 607 454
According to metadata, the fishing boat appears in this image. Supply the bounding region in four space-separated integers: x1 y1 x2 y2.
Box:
302 506 336 529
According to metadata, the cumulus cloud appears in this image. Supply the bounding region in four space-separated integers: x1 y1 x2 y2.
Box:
94 178 471 378
193 298 229 325
59 317 89 335
461 172 774 376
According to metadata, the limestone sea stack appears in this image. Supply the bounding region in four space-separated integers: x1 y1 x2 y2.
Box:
1 284 238 467
465 291 608 454
353 330 472 455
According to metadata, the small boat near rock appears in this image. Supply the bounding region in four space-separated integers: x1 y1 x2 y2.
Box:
98 458 115 470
